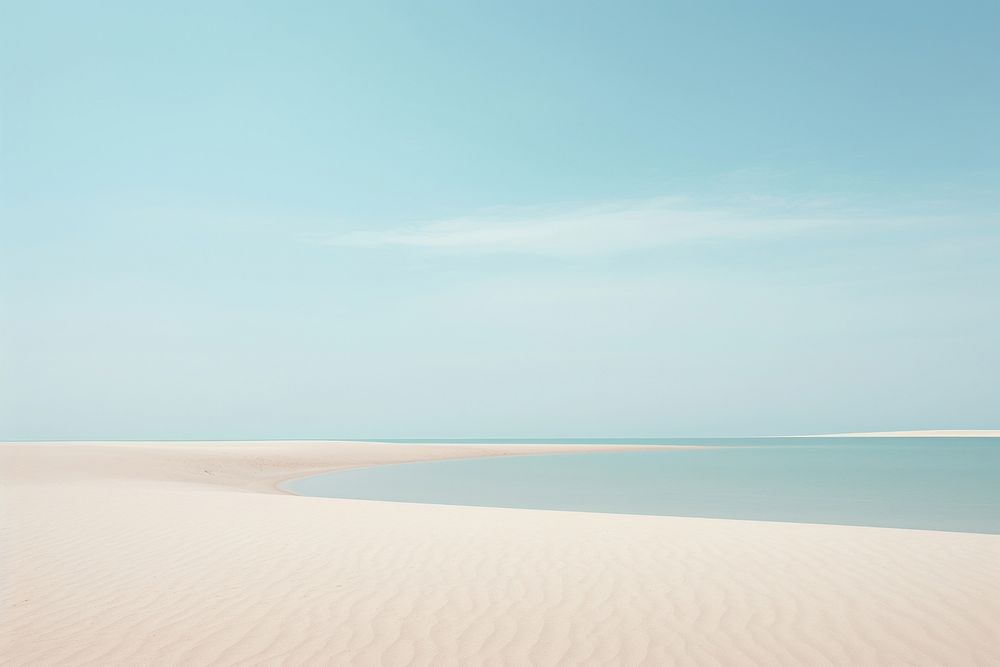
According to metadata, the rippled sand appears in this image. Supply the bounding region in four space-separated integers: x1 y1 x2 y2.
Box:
3 441 998 665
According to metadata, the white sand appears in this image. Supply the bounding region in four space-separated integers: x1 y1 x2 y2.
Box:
801 429 1000 437
2 440 998 666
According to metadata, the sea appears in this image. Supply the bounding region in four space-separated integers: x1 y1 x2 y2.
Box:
285 437 1000 534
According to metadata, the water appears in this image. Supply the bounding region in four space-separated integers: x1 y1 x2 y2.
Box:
286 438 1000 534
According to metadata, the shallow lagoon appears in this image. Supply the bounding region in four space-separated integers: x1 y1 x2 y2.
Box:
287 438 1000 533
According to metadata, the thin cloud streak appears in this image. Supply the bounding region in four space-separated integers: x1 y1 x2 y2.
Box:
324 196 861 255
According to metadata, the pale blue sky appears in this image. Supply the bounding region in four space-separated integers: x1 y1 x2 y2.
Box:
2 1 998 439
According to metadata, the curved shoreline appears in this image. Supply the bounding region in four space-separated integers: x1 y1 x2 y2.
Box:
271 442 699 494
280 444 1000 536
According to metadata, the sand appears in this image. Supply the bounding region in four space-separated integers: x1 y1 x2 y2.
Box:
2 440 998 666
803 429 1000 437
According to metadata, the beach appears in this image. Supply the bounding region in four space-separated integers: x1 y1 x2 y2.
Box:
802 430 1000 438
2 440 999 665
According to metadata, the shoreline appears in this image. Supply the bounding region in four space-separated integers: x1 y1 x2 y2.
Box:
268 441 701 494
3 440 998 665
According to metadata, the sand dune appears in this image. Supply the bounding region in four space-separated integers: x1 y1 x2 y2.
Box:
2 441 998 666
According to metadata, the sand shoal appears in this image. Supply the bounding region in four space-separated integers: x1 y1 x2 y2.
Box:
2 440 998 666
801 429 1000 437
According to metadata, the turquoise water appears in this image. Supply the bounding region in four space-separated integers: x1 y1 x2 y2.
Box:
287 438 1000 534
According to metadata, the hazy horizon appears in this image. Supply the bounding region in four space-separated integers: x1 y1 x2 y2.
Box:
2 2 998 440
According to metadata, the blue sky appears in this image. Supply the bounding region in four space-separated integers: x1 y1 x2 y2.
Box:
2 1 998 439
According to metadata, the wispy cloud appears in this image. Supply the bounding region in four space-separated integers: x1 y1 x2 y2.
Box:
324 196 854 255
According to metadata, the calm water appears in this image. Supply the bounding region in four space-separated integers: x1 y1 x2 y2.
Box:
287 438 1000 534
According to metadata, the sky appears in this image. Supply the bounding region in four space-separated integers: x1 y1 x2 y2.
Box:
1 1 998 439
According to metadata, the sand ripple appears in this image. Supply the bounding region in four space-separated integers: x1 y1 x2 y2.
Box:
2 441 998 665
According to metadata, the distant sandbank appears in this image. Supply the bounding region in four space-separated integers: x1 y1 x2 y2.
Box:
799 429 1000 437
